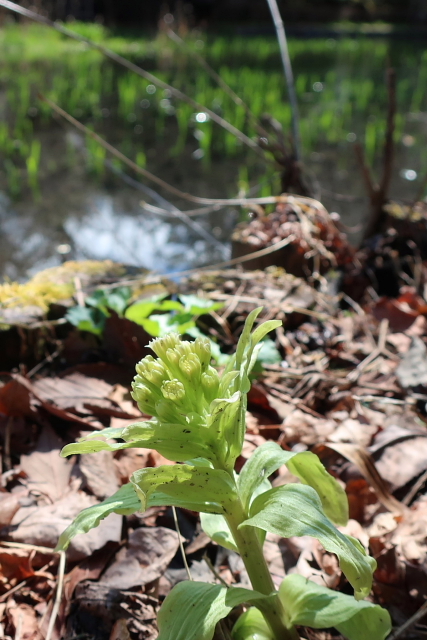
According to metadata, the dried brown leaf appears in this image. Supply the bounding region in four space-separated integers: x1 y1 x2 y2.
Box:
100 527 180 589
8 492 122 562
79 449 120 500
20 425 73 503
6 601 43 640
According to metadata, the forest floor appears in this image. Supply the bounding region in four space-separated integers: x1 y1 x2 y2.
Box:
1 201 427 640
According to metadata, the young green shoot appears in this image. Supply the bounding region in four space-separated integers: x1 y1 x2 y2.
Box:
57 309 391 640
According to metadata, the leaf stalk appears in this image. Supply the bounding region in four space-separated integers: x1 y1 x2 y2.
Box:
224 496 300 640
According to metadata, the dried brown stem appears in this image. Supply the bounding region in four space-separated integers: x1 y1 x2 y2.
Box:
358 68 397 244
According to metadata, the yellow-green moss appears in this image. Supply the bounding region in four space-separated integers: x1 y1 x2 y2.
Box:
0 260 126 312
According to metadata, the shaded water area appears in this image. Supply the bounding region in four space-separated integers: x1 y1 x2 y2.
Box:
0 23 426 280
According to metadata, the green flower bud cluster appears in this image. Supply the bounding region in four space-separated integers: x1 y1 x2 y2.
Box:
131 333 221 426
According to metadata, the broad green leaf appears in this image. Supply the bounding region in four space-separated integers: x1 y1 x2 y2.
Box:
249 321 282 356
201 477 269 552
159 300 186 312
179 294 224 315
74 425 129 440
65 306 105 335
241 484 375 599
131 464 237 514
200 512 238 552
279 574 391 640
158 580 266 640
238 442 297 511
86 286 131 317
121 421 219 462
56 483 140 551
60 423 148 457
61 437 144 456
125 300 164 323
232 608 273 640
257 339 282 365
231 307 263 374
61 420 217 463
207 392 242 467
220 312 282 465
286 451 348 526
238 442 348 525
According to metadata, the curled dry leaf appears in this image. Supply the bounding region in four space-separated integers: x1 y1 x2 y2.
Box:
20 425 73 503
8 492 122 562
79 449 120 500
110 619 131 640
0 548 35 585
0 491 24 526
319 442 406 514
33 373 116 416
6 600 43 640
100 527 181 590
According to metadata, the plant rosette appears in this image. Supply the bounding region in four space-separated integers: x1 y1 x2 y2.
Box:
57 308 391 640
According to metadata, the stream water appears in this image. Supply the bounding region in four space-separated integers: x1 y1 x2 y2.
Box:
0 27 426 281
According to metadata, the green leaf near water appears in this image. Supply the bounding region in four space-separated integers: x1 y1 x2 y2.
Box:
179 294 224 315
125 295 180 323
65 305 105 335
256 338 282 364
56 482 141 551
130 463 237 514
157 581 266 640
86 286 132 316
124 294 223 337
238 441 348 526
241 484 375 600
279 574 391 640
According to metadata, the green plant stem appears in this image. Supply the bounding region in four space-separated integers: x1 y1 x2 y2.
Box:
224 500 300 640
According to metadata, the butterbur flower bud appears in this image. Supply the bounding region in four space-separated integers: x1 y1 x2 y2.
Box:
131 380 157 415
193 337 211 371
135 354 155 375
175 341 193 359
136 355 168 386
161 379 186 402
201 367 220 403
179 353 201 380
165 347 180 366
149 333 181 361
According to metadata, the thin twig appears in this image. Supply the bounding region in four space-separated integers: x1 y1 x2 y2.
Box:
100 234 297 289
265 0 301 161
402 468 427 506
4 416 12 471
172 506 192 581
41 96 325 212
387 599 427 640
167 29 270 140
0 541 65 640
359 68 396 243
45 549 66 640
105 159 226 252
73 276 85 307
27 347 61 378
0 0 262 156
378 69 396 206
203 553 230 588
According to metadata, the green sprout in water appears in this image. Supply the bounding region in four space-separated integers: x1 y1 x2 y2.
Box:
57 308 391 640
